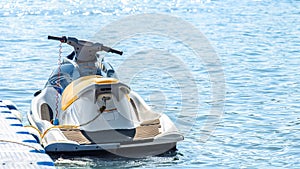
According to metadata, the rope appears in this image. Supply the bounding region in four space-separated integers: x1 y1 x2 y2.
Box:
40 116 103 140
78 100 107 127
40 87 109 141
40 106 106 139
78 111 104 127
54 42 62 124
40 108 106 139
0 139 44 153
40 125 79 140
24 125 42 137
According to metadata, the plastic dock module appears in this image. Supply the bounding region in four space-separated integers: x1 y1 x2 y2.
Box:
0 100 55 169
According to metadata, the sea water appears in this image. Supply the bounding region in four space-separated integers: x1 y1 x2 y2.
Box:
0 0 299 168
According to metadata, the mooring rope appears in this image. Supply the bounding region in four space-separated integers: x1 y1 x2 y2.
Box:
0 139 44 153
54 42 62 125
40 125 79 140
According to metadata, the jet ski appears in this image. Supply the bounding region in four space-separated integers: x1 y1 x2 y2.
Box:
27 36 183 157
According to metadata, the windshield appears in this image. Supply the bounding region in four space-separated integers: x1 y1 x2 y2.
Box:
46 57 109 93
46 62 79 90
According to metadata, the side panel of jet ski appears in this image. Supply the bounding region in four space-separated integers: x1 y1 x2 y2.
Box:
128 91 161 122
29 87 61 127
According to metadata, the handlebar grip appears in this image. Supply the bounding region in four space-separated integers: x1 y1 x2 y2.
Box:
48 36 67 43
108 48 123 55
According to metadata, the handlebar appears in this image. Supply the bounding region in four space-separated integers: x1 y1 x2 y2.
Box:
48 35 67 43
108 48 123 55
47 35 123 56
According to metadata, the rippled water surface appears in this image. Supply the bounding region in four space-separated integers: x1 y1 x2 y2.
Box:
1 0 300 168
